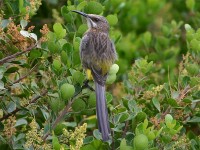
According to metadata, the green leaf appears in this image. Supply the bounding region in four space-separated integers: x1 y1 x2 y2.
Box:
7 101 16 113
0 81 5 90
167 98 178 107
61 5 74 23
106 73 116 84
147 131 156 140
143 119 148 131
29 49 42 60
182 76 190 85
186 0 195 10
0 134 7 145
143 31 152 46
52 134 61 150
15 133 25 141
48 41 60 53
0 19 10 29
188 116 200 123
122 146 133 150
120 139 127 150
88 92 96 108
63 43 73 67
0 66 6 79
5 67 19 73
73 37 81 51
185 24 192 31
15 118 28 127
54 123 67 135
93 129 102 140
92 140 104 149
83 136 94 144
19 0 24 13
166 120 176 129
61 5 69 15
106 92 113 104
106 14 118 26
5 2 14 14
40 108 50 120
81 144 95 150
58 39 68 47
72 98 86 112
63 43 73 54
20 20 28 29
47 31 57 42
155 127 163 137
72 71 85 84
53 23 66 39
77 1 87 10
136 112 147 122
61 50 68 65
152 97 160 112
0 122 4 131
119 113 129 122
78 24 88 35
85 1 103 14
128 100 141 113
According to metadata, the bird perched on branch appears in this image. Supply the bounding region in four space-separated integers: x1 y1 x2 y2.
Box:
72 10 117 141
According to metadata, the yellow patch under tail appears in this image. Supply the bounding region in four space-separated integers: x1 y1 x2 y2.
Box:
86 69 93 80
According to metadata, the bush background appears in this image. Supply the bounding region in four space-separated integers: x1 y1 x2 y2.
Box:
0 0 199 149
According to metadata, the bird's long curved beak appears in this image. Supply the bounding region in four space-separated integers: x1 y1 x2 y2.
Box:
71 10 88 18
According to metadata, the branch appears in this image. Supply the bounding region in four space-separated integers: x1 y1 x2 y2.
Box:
42 80 93 141
161 85 191 120
0 89 48 122
42 98 76 141
10 64 38 85
122 120 129 138
0 44 37 65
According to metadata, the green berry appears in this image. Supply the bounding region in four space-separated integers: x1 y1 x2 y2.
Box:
60 83 75 100
72 98 86 112
106 74 116 84
53 59 61 70
134 134 148 150
109 64 119 75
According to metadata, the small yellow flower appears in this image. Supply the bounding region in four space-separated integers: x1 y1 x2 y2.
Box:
60 123 87 150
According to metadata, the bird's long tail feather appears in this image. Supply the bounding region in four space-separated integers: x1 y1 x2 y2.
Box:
95 81 110 141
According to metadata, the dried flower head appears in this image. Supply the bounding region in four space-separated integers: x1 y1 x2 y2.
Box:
3 115 16 139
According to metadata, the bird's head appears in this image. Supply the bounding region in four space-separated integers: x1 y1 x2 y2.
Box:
72 10 109 33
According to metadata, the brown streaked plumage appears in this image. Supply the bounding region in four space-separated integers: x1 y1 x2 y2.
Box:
72 10 117 141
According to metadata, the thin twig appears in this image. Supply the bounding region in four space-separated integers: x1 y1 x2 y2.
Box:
10 64 39 85
0 44 37 65
42 99 76 141
122 120 129 138
177 85 191 102
161 85 192 119
0 89 48 122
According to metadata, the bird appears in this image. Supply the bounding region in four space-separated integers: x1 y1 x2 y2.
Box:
72 10 117 141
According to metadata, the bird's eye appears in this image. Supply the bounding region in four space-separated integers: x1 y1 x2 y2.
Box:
93 18 99 22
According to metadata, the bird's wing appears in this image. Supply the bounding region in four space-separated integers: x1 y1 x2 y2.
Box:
80 32 116 85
